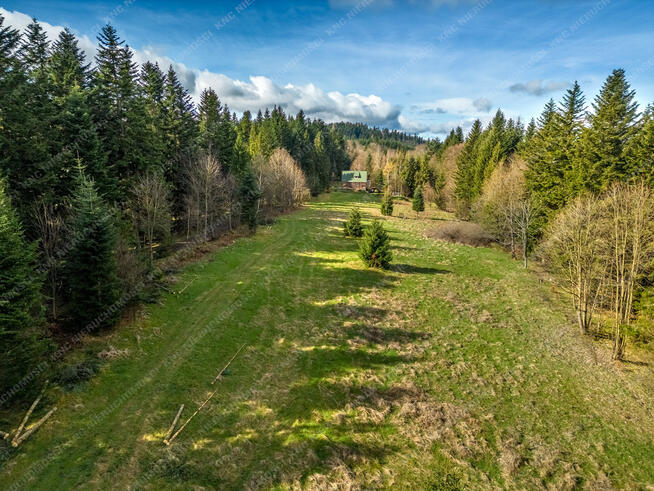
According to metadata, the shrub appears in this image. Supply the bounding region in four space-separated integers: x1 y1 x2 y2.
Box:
344 207 363 237
412 186 425 213
359 219 392 269
381 190 393 216
426 222 494 247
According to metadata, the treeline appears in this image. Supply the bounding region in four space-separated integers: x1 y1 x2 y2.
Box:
331 122 425 150
0 16 351 401
350 126 463 210
452 68 654 360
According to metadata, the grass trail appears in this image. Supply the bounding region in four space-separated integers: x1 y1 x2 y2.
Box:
1 191 653 489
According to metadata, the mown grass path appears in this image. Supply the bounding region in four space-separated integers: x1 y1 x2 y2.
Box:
1 191 653 489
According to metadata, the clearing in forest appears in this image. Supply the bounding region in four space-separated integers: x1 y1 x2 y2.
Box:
1 191 653 489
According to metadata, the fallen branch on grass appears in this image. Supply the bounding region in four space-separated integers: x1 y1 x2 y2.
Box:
164 344 246 445
163 404 184 445
177 277 196 295
12 407 57 448
11 380 48 447
211 344 246 384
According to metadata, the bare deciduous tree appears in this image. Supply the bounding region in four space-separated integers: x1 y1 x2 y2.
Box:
34 202 65 320
542 195 606 335
602 182 654 359
183 152 230 240
514 198 538 269
130 172 172 265
253 148 309 215
476 158 529 261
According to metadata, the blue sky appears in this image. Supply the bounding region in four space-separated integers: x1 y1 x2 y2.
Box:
1 0 653 137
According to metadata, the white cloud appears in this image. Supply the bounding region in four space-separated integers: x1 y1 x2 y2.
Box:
509 79 570 96
0 8 96 61
413 97 493 115
398 115 473 136
472 97 492 112
194 71 402 126
2 7 462 134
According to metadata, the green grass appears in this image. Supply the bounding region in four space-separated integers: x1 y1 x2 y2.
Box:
1 190 654 489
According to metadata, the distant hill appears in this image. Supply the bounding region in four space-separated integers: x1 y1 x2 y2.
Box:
330 122 425 150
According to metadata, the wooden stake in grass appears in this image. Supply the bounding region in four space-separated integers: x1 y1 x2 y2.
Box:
177 277 196 295
163 404 184 444
12 380 48 447
164 344 246 445
211 344 246 384
12 407 57 448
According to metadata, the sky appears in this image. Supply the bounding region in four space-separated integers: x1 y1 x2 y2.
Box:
1 0 653 137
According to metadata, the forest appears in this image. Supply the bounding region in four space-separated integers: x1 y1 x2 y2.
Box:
1 9 654 489
0 17 356 401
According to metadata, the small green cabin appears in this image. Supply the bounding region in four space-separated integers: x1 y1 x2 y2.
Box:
341 170 368 190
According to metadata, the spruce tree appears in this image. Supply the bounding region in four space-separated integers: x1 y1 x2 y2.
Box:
576 69 639 192
454 119 482 217
239 167 261 231
0 179 48 396
92 24 151 199
525 99 567 216
381 188 393 216
473 110 506 196
163 65 197 163
139 62 167 171
400 156 419 197
4 18 55 220
19 18 50 77
46 30 107 204
412 186 425 214
624 105 654 184
48 27 89 97
63 173 120 332
359 219 392 269
344 207 363 237
198 87 221 149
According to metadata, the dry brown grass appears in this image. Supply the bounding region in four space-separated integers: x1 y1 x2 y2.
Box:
425 221 494 247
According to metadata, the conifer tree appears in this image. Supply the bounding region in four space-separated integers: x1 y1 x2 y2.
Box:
344 206 363 237
19 18 50 77
400 156 419 197
63 173 120 331
92 24 152 199
139 62 167 171
381 188 393 216
473 110 506 195
48 28 89 97
454 119 482 217
625 105 654 184
525 99 567 216
0 179 48 395
576 69 639 192
239 167 261 231
45 30 107 204
557 81 586 197
163 65 197 163
198 87 221 150
359 219 392 269
519 118 537 154
52 86 109 203
412 186 425 214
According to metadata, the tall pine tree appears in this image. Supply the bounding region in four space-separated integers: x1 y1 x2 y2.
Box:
576 69 639 192
0 178 48 397
63 173 120 331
